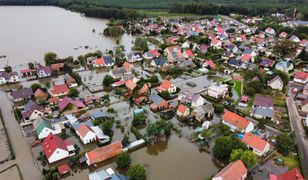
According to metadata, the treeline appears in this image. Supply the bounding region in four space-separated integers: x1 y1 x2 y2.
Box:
170 2 280 16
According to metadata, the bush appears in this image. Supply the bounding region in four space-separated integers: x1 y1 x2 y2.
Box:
116 152 131 169
127 164 146 180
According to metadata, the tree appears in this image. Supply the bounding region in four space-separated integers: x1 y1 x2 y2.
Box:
101 120 113 136
273 40 297 58
4 66 12 73
122 134 130 147
230 149 257 168
149 75 159 83
213 136 247 160
116 152 131 169
103 26 124 37
103 75 114 87
134 37 148 52
31 83 42 92
127 164 146 180
44 52 57 65
28 62 35 69
213 104 224 114
146 120 173 138
160 91 170 99
67 88 79 98
276 133 294 155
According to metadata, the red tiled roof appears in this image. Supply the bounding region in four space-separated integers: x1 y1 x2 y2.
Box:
177 104 187 113
48 97 59 104
77 124 93 138
59 96 86 111
125 80 137 91
270 168 304 180
294 72 308 80
57 164 70 175
139 84 149 94
213 160 247 180
241 133 268 152
86 141 123 165
223 111 251 130
41 133 68 159
51 84 69 95
94 58 104 65
158 80 173 91
241 54 252 62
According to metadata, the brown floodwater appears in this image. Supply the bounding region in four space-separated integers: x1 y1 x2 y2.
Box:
0 6 134 68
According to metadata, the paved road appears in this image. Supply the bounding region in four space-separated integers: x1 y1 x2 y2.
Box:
286 96 308 177
0 92 41 180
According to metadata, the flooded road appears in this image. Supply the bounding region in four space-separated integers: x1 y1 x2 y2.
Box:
0 6 134 67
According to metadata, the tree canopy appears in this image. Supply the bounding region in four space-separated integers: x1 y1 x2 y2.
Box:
230 149 257 168
44 52 58 65
213 136 247 160
127 164 146 180
276 133 294 155
273 40 297 58
116 152 131 169
103 75 115 87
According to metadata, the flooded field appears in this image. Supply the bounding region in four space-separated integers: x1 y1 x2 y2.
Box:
0 6 134 68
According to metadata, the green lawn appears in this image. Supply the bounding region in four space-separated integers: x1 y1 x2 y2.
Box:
233 80 242 97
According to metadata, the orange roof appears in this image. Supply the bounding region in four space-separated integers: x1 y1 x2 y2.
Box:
177 104 187 113
77 124 93 138
213 160 247 180
48 97 59 104
139 84 149 94
159 80 173 91
123 61 133 71
51 63 64 71
86 141 123 165
125 80 137 91
34 89 47 98
94 58 104 65
241 54 252 62
241 133 268 151
223 111 251 130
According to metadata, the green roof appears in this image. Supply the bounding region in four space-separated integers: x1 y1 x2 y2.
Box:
35 120 53 136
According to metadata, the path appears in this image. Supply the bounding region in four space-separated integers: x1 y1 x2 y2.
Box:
0 92 41 180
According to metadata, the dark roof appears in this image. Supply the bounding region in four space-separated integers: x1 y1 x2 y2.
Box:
11 88 33 100
150 94 164 105
21 101 44 119
103 55 115 64
253 95 274 108
229 59 243 66
0 72 18 80
153 57 168 66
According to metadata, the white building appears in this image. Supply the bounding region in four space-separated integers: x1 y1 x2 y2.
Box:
207 83 228 99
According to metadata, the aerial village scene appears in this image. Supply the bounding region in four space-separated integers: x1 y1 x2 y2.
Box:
0 5 308 180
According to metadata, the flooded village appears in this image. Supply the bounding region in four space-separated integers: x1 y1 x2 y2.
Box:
0 5 308 180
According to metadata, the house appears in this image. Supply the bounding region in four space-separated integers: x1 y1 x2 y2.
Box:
37 66 52 78
20 69 35 77
238 95 249 108
21 101 44 122
192 103 214 122
241 133 270 156
178 90 205 107
109 67 132 79
93 58 104 68
139 84 150 95
279 32 288 39
149 94 169 111
0 72 19 84
57 164 70 176
228 59 245 69
11 88 33 102
289 35 300 43
125 80 137 91
251 95 274 120
58 96 86 112
259 59 275 69
151 57 168 67
84 96 101 106
212 160 247 180
33 118 61 139
143 49 160 60
41 133 75 163
207 83 228 99
64 74 78 88
269 168 304 180
51 63 64 72
177 104 190 117
164 45 182 63
91 111 109 120
294 71 308 84
203 60 216 69
73 121 110 144
265 27 275 36
275 61 293 73
85 141 123 165
50 84 69 97
103 55 115 67
127 53 143 63
122 61 134 72
34 89 48 103
222 111 254 133
267 76 284 90
210 38 222 49
156 80 177 94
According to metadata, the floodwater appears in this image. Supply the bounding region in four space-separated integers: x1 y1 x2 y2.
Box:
0 6 134 68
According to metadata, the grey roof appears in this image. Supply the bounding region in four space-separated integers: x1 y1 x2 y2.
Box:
150 94 164 105
253 107 274 118
72 120 93 130
253 95 274 108
153 57 167 66
103 55 115 64
91 111 109 119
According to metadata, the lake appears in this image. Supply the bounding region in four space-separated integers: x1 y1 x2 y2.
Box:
0 6 134 68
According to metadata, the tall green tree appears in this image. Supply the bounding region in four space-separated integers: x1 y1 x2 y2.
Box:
116 152 131 169
230 149 257 168
44 52 58 65
127 164 146 180
103 75 115 87
213 136 247 160
273 40 297 58
276 133 294 155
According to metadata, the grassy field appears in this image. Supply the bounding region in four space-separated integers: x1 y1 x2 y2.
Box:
233 80 242 97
